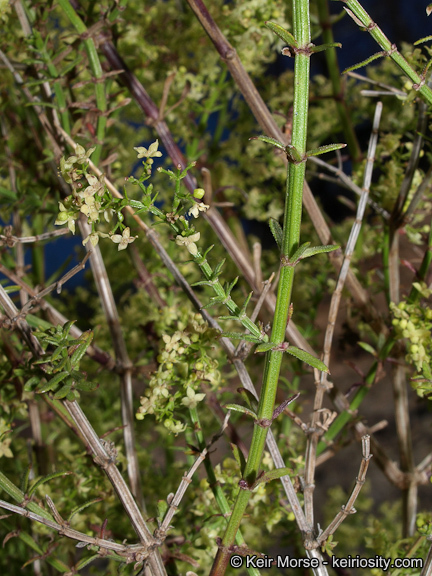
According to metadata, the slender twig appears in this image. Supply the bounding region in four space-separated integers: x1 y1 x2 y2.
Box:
158 412 230 535
303 102 382 528
420 542 432 576
129 244 166 308
404 167 432 222
78 218 144 512
0 253 91 329
0 498 149 562
0 227 69 247
309 155 390 219
392 97 428 226
393 364 416 536
316 435 372 545
347 71 407 97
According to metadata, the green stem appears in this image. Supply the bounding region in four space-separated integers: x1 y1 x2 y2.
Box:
57 0 107 163
316 0 362 167
209 1 311 573
189 408 260 576
336 0 432 106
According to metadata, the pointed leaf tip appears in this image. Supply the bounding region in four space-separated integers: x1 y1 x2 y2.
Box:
265 22 298 48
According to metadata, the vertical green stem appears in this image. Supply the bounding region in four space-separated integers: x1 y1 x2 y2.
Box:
209 1 312 574
57 0 107 163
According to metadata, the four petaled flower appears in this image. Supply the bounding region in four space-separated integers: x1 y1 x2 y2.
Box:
79 173 105 199
175 232 200 256
111 227 137 251
181 387 206 409
134 140 163 160
82 231 109 247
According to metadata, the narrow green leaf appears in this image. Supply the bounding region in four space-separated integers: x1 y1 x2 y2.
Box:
269 218 283 250
285 347 329 373
427 4 432 16
2 285 21 294
76 555 100 571
306 143 347 157
225 276 239 295
201 297 226 309
53 382 73 399
190 280 215 287
309 42 342 54
36 371 69 393
230 443 247 475
225 404 257 419
70 331 93 366
20 466 32 494
221 332 262 343
128 199 145 210
414 35 432 45
358 342 377 356
265 21 298 48
157 499 169 522
289 242 311 264
237 387 258 410
301 244 340 259
255 342 276 353
0 186 18 201
68 497 103 523
240 292 253 317
251 467 291 489
28 471 73 497
250 135 286 151
62 320 76 338
76 380 98 392
343 51 387 74
24 376 40 391
213 258 226 278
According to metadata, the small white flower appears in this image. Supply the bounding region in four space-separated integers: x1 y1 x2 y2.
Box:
175 232 200 256
187 203 210 219
80 196 100 222
134 140 163 159
181 387 206 409
79 173 104 198
111 227 137 251
82 231 109 247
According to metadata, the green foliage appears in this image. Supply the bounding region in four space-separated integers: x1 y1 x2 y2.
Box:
1 0 432 575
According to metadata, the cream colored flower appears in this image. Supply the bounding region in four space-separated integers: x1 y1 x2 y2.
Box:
181 387 206 409
82 231 109 247
187 202 210 219
134 140 163 159
80 196 100 222
175 232 200 256
79 173 104 198
111 227 137 251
